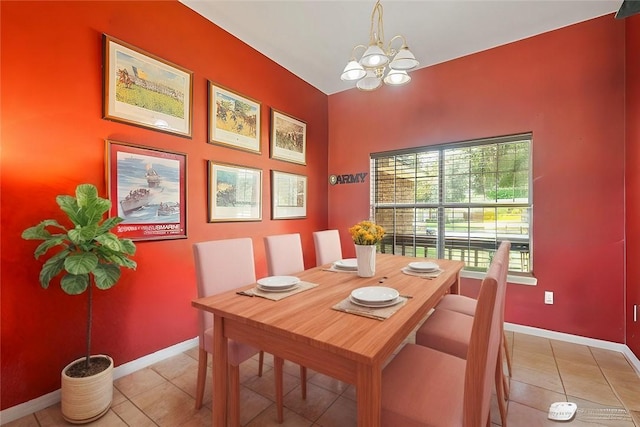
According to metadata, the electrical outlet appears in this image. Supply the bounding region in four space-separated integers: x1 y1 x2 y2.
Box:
545 291 554 305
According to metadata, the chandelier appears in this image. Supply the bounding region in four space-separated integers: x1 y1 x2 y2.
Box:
341 0 419 91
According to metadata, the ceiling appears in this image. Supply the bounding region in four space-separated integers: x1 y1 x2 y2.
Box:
179 0 622 95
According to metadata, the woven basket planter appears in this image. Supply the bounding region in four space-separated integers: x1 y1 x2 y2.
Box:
61 355 113 424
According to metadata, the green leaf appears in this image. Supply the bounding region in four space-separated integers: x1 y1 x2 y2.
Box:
68 224 98 245
76 184 111 225
39 252 68 288
120 238 136 255
60 273 89 295
33 235 67 259
95 232 122 251
102 251 137 269
64 252 99 275
22 220 66 240
93 264 121 289
57 195 82 225
97 216 123 234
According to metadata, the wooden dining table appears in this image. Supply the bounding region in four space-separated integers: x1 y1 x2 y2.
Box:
191 253 464 427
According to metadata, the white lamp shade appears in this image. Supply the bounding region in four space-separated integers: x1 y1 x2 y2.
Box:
360 44 389 68
356 70 382 91
389 47 419 71
341 60 366 81
383 69 411 86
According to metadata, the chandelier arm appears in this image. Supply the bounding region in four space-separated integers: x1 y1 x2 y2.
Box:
387 34 408 55
369 0 383 46
350 44 368 61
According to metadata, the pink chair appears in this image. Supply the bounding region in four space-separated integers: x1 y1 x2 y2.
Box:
312 229 343 266
381 255 506 426
263 233 308 422
414 241 511 425
192 238 266 424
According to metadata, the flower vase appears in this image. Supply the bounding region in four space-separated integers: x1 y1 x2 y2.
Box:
355 244 376 277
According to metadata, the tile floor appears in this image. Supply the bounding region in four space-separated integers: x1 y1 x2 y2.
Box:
5 331 640 427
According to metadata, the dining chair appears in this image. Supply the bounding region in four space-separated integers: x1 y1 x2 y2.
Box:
381 255 505 426
263 233 308 422
192 238 266 424
312 229 343 266
414 241 511 425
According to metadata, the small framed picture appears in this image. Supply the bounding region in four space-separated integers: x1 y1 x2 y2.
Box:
270 110 306 165
208 82 261 153
106 140 187 241
208 162 262 222
103 34 193 137
271 170 307 219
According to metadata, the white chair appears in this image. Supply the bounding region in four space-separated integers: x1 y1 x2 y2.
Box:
263 233 308 422
313 229 343 266
192 238 266 424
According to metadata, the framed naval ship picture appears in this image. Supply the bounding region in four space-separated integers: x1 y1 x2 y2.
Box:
106 140 187 241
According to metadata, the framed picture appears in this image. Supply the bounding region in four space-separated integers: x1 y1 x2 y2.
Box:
270 110 306 164
103 34 193 137
271 170 307 219
106 140 187 241
208 162 262 222
208 82 261 153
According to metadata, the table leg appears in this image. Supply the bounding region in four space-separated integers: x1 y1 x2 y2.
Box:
213 314 227 427
451 270 461 294
274 356 284 423
356 363 381 427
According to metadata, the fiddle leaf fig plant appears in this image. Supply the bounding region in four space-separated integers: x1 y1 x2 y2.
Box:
22 184 136 372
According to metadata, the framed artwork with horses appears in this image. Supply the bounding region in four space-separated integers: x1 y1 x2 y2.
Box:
103 35 193 138
270 109 306 165
208 82 261 153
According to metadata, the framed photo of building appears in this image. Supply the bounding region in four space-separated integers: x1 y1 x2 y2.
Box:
208 162 262 222
270 110 306 164
103 34 193 137
271 170 307 219
208 82 261 153
106 140 187 241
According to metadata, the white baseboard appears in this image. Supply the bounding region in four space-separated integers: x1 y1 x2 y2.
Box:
505 323 640 376
0 337 198 425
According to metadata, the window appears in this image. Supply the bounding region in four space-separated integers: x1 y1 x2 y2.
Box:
371 133 532 274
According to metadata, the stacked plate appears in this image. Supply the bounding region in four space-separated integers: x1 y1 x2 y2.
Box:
406 261 439 273
332 258 358 271
350 286 401 308
257 276 300 292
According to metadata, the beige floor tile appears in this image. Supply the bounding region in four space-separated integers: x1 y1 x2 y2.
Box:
130 381 198 426
512 348 559 374
570 396 635 427
114 366 167 398
34 403 127 427
245 404 313 427
152 352 199 381
551 340 598 365
111 385 127 406
2 414 39 427
511 364 565 394
556 358 609 384
342 384 357 402
508 379 567 412
239 386 274 426
591 347 635 372
283 382 340 422
601 369 640 410
314 395 356 427
307 372 350 395
513 333 554 357
244 368 301 401
562 377 622 408
110 399 157 426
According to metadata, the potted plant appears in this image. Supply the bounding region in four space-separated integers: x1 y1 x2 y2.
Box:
21 183 136 424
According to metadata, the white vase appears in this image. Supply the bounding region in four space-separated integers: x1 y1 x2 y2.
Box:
355 244 376 277
61 355 113 424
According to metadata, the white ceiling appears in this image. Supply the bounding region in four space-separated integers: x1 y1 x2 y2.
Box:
179 0 621 95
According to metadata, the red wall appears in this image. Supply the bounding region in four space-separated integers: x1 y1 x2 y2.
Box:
625 14 640 356
1 1 328 409
328 16 626 342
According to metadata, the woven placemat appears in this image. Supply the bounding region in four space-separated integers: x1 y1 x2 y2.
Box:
332 296 408 320
401 267 443 279
241 281 318 301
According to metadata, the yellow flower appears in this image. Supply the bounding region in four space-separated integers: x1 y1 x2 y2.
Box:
349 220 385 245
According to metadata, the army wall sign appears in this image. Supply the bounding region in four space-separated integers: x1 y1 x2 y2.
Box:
329 173 368 185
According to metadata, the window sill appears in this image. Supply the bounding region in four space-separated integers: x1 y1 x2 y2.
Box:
460 269 537 286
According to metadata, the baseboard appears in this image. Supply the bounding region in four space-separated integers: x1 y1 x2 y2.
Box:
0 337 198 425
505 322 640 376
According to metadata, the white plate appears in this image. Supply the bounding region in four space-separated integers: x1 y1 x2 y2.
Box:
257 284 299 293
351 286 400 303
349 296 401 308
257 276 300 289
408 261 439 272
333 258 358 270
